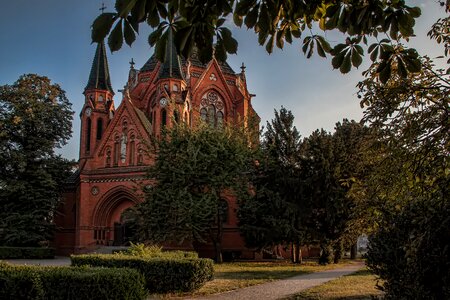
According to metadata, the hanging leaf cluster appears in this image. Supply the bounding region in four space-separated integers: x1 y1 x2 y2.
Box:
91 0 429 82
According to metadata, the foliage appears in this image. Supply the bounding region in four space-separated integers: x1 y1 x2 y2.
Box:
0 263 147 300
134 123 252 262
360 10 450 298
239 108 305 260
0 247 55 259
90 0 440 81
239 108 374 264
118 242 198 259
71 254 214 293
0 74 74 246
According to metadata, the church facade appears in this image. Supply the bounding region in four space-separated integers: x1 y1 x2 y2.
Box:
53 33 260 259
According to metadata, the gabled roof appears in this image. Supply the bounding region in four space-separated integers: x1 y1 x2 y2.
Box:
140 40 235 76
85 41 114 94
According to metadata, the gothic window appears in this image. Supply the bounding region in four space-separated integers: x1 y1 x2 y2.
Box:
200 108 207 122
217 111 224 128
184 112 188 125
219 199 229 224
161 109 167 128
200 91 225 128
207 104 215 126
113 135 120 166
96 118 103 140
129 135 135 165
138 148 143 165
86 118 91 153
106 148 111 167
174 110 180 124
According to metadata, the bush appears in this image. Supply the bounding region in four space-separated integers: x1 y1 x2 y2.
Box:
0 247 55 259
0 262 147 300
71 254 214 293
117 243 198 259
367 196 450 299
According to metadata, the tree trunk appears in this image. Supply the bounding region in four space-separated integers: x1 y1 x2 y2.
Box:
295 242 302 264
290 243 296 263
333 241 343 264
350 242 357 259
213 207 224 264
319 242 333 265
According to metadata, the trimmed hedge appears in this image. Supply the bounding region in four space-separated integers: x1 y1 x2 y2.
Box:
0 262 147 300
0 247 55 259
71 254 214 293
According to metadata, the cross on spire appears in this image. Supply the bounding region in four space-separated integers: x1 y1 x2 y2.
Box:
99 2 107 13
129 58 135 69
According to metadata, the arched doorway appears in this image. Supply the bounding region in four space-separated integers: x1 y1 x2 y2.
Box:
92 187 139 246
113 207 138 246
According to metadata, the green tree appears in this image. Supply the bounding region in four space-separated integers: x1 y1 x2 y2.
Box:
0 74 74 246
135 123 252 263
90 0 438 81
360 29 450 297
239 107 306 263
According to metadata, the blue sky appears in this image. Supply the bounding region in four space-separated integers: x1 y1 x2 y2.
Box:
0 1 446 160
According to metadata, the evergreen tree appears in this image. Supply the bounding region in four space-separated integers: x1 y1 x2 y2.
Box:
0 74 74 246
239 108 306 263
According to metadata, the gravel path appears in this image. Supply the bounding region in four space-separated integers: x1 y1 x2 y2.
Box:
187 262 365 300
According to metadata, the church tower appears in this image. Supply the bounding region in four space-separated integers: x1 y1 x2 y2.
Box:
151 29 188 134
80 40 115 165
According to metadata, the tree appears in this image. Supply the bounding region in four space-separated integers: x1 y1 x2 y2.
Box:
134 123 252 263
359 11 450 297
90 0 439 82
0 74 74 246
239 107 306 263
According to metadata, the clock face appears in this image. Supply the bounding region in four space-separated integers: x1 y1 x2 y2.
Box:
85 107 92 117
159 97 168 107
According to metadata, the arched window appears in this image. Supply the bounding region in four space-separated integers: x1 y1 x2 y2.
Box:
96 118 103 140
217 111 224 128
219 199 229 224
200 108 207 122
184 112 188 125
174 110 180 124
161 109 167 128
129 140 135 165
207 104 216 126
86 118 91 153
113 135 120 166
200 91 225 128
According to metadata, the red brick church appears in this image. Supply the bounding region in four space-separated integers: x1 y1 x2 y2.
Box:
54 32 260 259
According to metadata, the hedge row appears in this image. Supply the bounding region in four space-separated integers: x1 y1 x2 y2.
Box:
0 247 55 259
0 262 147 300
71 254 214 293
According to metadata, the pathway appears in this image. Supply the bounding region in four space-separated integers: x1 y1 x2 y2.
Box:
187 262 364 300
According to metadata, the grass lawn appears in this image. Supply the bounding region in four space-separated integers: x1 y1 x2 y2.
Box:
285 269 383 300
159 259 363 298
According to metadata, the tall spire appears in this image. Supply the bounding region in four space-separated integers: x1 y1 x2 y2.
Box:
158 29 183 80
85 40 114 94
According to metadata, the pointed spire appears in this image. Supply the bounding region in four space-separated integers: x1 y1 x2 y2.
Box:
85 40 114 94
158 29 183 80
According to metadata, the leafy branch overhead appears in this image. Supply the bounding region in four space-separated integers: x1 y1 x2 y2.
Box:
90 0 447 82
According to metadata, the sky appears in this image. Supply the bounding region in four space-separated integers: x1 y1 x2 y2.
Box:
0 1 446 160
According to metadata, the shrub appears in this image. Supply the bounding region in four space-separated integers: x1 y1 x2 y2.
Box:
367 196 450 299
117 243 198 259
71 254 214 293
0 262 147 300
0 247 55 259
